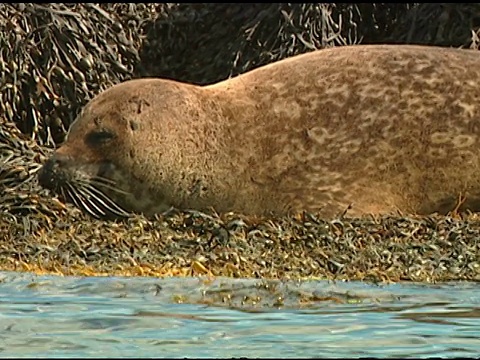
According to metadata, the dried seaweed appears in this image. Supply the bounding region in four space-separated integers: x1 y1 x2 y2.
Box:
137 3 369 84
1 207 479 282
0 3 169 146
387 3 480 47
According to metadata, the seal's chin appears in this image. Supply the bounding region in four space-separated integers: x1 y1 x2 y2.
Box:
38 157 133 219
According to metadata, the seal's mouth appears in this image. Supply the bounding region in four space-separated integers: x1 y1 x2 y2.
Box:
38 155 132 219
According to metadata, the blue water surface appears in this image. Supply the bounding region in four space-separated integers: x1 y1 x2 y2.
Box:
0 271 478 358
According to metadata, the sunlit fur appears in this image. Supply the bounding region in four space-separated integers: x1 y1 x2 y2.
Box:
38 44 480 218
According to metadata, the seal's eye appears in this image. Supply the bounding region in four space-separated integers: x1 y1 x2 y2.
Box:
85 129 116 146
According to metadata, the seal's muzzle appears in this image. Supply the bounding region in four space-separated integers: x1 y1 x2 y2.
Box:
37 154 70 191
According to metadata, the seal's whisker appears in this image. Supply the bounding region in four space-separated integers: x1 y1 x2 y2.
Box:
89 177 131 196
65 185 92 216
58 186 69 205
87 185 132 217
64 184 85 212
82 184 131 217
59 186 66 201
75 186 108 218
66 183 102 219
89 175 117 186
75 176 130 196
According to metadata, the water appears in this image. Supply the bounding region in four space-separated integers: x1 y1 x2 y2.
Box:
0 271 479 358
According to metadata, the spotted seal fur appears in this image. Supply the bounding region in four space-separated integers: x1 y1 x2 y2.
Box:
38 44 480 218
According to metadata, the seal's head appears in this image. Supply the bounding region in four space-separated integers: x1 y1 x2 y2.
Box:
38 78 214 218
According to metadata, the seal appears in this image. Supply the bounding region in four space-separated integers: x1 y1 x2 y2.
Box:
38 44 480 219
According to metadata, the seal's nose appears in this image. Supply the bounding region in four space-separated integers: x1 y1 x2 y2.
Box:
37 154 67 190
38 157 57 190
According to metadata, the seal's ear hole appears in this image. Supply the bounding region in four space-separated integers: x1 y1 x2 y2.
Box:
85 129 116 147
129 120 139 131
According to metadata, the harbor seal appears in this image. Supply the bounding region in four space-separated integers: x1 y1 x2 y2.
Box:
38 44 480 219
